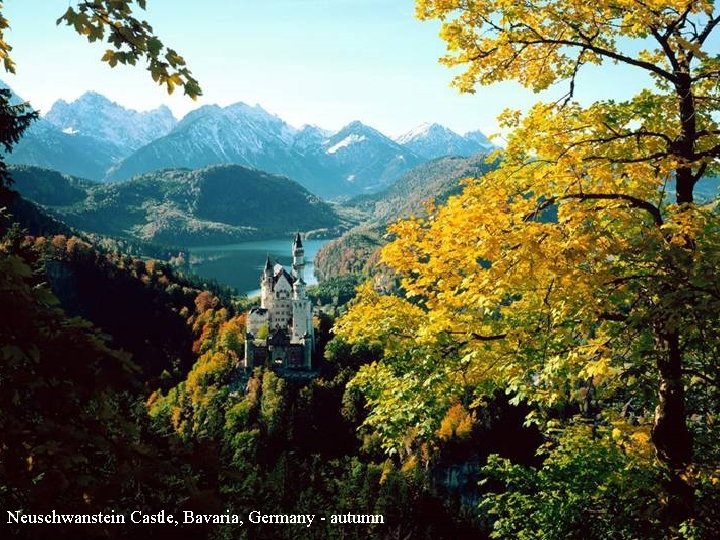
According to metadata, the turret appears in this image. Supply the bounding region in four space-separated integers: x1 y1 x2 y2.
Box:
260 255 274 309
292 233 305 281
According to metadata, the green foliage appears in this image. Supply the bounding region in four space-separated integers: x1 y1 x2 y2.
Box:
480 425 665 539
32 231 203 385
260 370 286 436
0 88 38 188
307 274 364 306
256 323 269 340
0 227 199 535
7 165 93 205
147 308 481 539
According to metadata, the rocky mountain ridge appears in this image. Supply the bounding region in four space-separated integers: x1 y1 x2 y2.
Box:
4 84 493 199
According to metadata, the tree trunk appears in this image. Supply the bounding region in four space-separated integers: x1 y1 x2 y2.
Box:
651 329 693 527
673 69 695 204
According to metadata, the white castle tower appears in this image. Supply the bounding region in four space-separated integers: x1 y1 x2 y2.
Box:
291 233 314 361
292 232 305 281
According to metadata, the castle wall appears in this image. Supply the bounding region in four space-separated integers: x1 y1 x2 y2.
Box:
269 274 293 330
247 309 268 336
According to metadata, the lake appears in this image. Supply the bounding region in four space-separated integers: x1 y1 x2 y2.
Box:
189 237 332 296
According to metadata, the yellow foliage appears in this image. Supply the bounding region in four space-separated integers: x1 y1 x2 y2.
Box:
333 282 426 355
334 1 720 460
437 403 474 441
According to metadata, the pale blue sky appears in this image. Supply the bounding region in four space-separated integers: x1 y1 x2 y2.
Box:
4 0 653 137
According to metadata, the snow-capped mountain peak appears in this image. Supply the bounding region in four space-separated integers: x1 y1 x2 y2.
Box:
395 122 451 144
45 91 177 152
396 122 493 159
5 83 492 198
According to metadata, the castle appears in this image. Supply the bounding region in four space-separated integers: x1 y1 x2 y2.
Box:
244 234 315 371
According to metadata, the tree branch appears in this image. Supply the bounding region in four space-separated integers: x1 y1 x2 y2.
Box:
526 193 663 226
513 36 676 82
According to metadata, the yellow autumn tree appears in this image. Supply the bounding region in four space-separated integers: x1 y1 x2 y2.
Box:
337 0 720 528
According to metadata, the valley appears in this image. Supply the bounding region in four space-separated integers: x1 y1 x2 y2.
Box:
4 87 500 297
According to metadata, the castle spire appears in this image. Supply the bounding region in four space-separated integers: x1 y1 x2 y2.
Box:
292 233 305 281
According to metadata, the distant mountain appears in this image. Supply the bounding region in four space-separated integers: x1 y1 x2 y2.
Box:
45 91 177 152
1 83 128 180
11 164 344 245
396 123 494 159
320 121 423 194
105 102 321 189
108 107 423 198
8 119 127 180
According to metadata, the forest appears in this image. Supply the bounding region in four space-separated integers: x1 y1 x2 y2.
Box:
2 1 720 539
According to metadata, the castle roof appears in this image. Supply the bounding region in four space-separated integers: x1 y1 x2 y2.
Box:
273 264 296 285
293 232 303 249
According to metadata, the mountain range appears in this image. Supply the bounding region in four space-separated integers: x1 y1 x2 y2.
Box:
4 84 493 199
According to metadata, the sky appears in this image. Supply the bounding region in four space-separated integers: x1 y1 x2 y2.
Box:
3 0 655 138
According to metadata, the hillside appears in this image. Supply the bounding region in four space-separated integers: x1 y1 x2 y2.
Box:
11 164 345 246
8 165 96 206
347 153 495 227
315 153 495 281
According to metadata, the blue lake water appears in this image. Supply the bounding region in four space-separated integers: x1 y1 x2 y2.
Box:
189 238 332 296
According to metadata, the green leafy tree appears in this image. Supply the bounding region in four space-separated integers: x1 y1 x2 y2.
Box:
0 231 201 537
0 88 37 188
0 1 203 534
